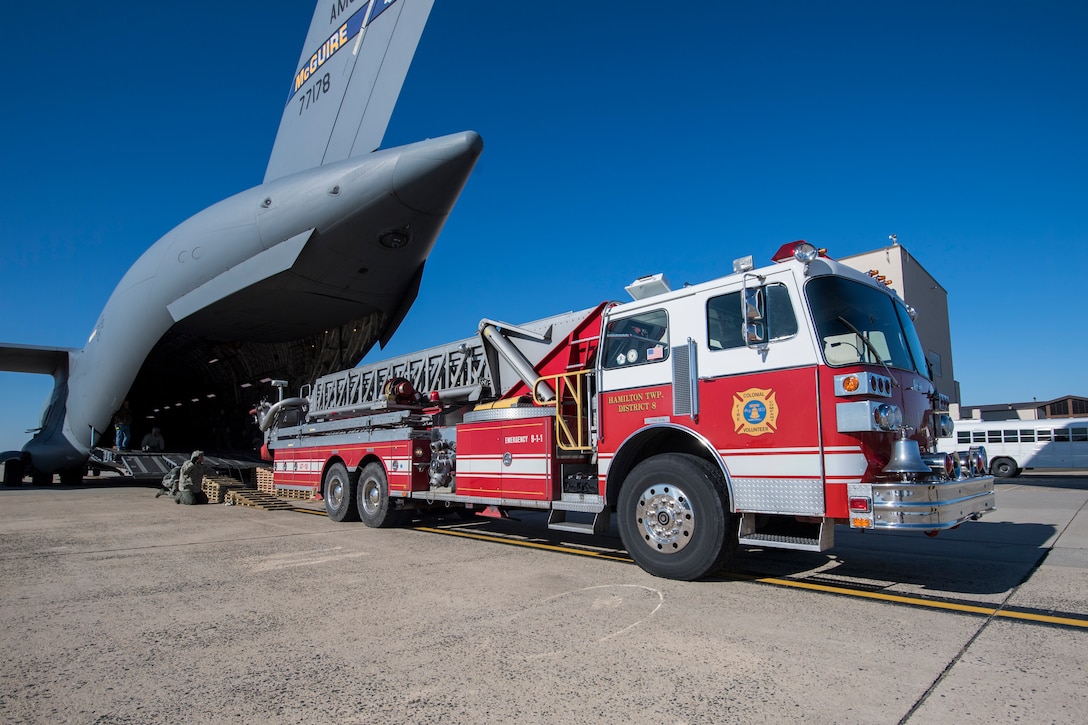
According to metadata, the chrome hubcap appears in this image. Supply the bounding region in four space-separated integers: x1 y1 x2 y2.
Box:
635 484 694 552
362 479 380 513
327 477 344 508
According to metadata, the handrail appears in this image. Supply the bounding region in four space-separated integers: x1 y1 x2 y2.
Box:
533 369 594 452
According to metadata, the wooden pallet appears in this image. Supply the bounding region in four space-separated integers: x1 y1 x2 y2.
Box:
255 466 275 494
226 489 295 510
202 475 247 504
275 487 319 501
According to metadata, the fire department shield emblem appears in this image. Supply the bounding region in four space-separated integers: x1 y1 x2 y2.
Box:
732 387 779 437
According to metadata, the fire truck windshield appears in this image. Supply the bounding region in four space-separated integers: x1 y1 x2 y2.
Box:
807 276 929 378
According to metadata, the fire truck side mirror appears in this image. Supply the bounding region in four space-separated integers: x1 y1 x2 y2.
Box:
744 287 764 321
743 287 767 346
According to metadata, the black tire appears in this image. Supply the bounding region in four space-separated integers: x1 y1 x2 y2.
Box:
617 453 734 581
59 466 85 486
3 460 24 487
324 462 359 522
357 462 401 528
990 457 1019 478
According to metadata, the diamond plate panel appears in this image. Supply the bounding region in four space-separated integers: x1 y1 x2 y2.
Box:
733 478 825 515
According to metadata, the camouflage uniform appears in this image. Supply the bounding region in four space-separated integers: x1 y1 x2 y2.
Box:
155 464 182 498
175 450 208 505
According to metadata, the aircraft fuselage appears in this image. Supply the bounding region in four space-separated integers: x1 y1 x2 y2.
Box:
26 131 482 474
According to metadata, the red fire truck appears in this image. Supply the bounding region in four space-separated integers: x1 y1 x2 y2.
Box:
258 241 995 580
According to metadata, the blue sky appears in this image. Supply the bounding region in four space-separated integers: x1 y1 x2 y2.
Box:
1 0 1085 452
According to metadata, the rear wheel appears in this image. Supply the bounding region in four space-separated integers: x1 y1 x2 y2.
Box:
990 457 1019 478
59 466 85 486
358 462 402 528
617 453 734 581
324 462 359 522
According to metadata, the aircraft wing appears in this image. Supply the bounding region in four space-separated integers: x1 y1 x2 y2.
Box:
0 343 75 377
263 0 436 183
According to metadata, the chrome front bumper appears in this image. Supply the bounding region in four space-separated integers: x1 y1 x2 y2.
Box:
847 476 996 530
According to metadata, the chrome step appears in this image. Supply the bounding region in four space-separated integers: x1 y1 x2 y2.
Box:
547 508 610 535
737 513 833 552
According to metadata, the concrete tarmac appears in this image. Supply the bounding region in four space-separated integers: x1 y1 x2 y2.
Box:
1 470 1085 724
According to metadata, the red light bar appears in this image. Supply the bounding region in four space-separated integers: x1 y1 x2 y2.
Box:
771 241 807 263
771 241 829 263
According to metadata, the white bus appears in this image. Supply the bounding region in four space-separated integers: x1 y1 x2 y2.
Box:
937 418 1088 477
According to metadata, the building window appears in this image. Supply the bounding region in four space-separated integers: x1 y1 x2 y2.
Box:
1073 399 1088 416
1051 400 1070 416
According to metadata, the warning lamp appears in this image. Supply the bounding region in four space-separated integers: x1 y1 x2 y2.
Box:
429 390 440 402
771 241 820 264
842 375 860 393
848 497 872 513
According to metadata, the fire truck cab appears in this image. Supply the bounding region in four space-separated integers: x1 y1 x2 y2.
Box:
260 241 995 580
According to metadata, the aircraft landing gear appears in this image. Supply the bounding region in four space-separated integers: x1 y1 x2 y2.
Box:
3 459 24 487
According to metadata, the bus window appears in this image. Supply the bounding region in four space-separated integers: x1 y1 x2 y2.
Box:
957 432 970 444
1003 430 1018 442
972 431 986 443
1019 430 1035 443
1073 428 1088 442
1038 429 1052 442
1055 429 1071 442
987 431 1002 443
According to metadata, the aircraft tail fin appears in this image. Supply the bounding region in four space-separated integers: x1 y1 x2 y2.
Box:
263 0 436 183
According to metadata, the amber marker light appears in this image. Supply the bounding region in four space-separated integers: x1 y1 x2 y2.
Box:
842 375 860 393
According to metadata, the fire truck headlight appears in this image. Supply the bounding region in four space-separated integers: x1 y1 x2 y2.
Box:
874 403 903 431
939 414 954 438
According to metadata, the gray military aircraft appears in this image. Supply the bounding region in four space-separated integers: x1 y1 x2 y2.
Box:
0 0 481 483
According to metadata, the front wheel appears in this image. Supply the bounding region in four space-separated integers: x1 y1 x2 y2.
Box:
357 462 402 528
617 453 734 581
324 462 359 522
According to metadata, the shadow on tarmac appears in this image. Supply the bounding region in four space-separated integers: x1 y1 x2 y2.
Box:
2 467 1070 600
1001 473 1088 490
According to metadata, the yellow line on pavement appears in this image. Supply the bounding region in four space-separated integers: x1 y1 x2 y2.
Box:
748 576 1088 628
412 526 632 562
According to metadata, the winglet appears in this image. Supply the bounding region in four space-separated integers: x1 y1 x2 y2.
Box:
263 0 436 183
